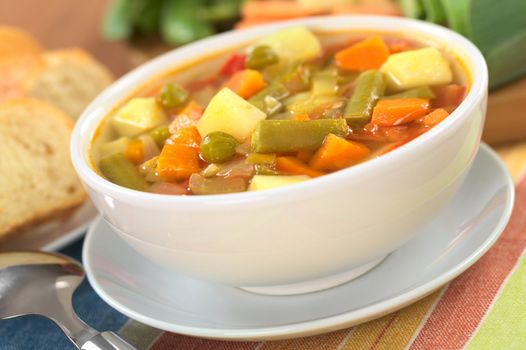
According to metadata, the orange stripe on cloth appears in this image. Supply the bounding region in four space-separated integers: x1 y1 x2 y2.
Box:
340 291 442 350
150 333 260 350
408 176 526 349
259 329 349 350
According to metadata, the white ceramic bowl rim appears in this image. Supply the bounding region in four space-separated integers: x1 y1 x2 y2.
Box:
71 16 488 204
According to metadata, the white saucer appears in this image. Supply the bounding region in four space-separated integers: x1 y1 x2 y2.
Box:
83 144 514 340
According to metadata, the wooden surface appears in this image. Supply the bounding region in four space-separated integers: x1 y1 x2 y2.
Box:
1 0 525 145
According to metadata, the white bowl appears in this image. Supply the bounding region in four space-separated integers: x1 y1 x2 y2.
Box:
71 16 488 295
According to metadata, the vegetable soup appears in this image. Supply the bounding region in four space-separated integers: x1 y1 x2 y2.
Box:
91 26 468 195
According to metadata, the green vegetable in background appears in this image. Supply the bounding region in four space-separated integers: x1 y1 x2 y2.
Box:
161 0 213 45
102 0 135 40
102 0 243 45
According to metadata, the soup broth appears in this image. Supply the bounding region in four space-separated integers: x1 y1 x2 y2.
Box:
91 27 468 195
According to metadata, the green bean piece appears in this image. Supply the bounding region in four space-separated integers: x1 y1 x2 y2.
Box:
385 86 436 99
246 153 276 165
157 83 189 109
344 70 386 128
149 125 171 148
99 153 149 191
246 45 279 69
251 119 349 153
200 132 239 163
248 82 289 115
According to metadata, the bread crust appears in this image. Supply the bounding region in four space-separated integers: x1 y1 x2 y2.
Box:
0 98 86 240
0 26 43 58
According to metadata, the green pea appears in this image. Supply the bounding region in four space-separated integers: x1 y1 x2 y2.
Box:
246 45 279 69
149 125 171 148
157 83 189 108
200 132 238 163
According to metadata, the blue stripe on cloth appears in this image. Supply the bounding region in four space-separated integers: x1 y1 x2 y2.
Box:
0 237 130 350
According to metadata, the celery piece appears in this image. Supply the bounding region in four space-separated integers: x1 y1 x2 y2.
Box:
254 164 279 175
311 71 338 96
246 45 279 69
385 86 435 99
344 70 386 128
251 119 349 153
201 163 221 178
99 153 149 191
99 137 130 158
287 95 344 117
280 63 311 93
246 153 276 165
248 82 289 115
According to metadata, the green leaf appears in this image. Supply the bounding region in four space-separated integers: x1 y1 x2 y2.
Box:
399 0 425 19
102 0 135 40
486 30 526 89
440 0 471 36
161 0 214 46
421 0 446 23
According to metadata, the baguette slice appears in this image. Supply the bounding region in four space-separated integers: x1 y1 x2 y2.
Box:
0 98 86 240
25 48 113 119
0 26 44 102
0 26 43 58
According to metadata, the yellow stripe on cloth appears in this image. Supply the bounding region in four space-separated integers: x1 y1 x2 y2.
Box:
259 329 349 350
340 291 442 350
465 249 526 350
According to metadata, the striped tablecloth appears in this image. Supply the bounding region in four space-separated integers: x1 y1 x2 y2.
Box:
2 142 526 350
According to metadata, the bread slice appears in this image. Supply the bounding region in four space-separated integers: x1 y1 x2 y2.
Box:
0 98 86 240
0 26 42 58
0 54 44 103
25 48 113 120
0 26 44 103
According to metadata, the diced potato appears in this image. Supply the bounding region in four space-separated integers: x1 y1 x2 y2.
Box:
254 26 321 62
99 137 130 158
248 175 310 191
112 98 166 137
197 88 267 142
380 47 453 90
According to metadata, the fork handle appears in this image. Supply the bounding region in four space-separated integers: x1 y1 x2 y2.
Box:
80 331 136 350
